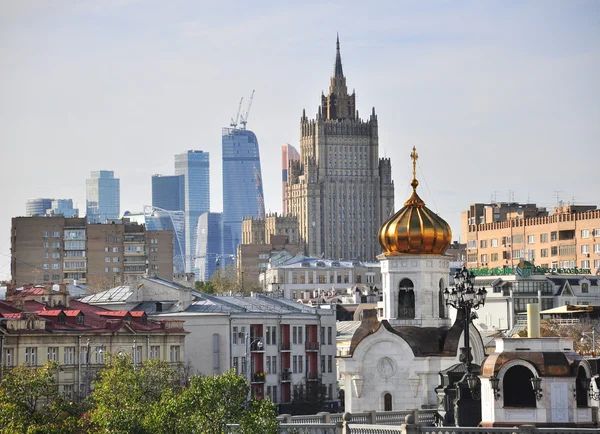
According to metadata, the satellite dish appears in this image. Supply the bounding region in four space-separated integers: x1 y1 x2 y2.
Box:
517 208 523 215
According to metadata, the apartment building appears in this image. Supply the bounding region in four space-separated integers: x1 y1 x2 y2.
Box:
260 255 381 300
11 216 173 287
462 204 600 272
0 282 186 400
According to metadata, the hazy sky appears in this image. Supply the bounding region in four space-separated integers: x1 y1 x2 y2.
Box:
1 0 599 280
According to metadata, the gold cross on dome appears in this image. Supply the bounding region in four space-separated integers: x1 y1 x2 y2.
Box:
410 146 418 181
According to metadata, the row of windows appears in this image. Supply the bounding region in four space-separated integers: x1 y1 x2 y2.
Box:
473 229 600 249
3 345 180 367
43 231 61 238
231 326 334 345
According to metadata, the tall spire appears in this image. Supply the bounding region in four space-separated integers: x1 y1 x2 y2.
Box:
334 33 344 78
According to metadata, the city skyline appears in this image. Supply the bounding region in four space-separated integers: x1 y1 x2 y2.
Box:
1 1 599 279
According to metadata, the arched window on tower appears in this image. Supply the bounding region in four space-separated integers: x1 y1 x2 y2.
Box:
384 392 392 411
439 278 446 319
503 366 536 407
398 278 415 319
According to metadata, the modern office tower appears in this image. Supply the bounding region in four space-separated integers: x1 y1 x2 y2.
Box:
222 127 265 254
26 198 53 216
143 206 186 274
175 150 210 274
194 212 234 281
285 36 395 261
47 199 79 218
86 170 120 223
151 174 185 211
11 216 173 287
281 144 300 214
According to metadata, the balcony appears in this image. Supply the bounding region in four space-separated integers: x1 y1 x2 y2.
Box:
280 342 291 351
307 372 320 381
251 372 266 383
305 341 320 351
280 370 291 382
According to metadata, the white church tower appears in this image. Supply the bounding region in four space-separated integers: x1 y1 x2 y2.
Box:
378 147 453 328
338 147 485 413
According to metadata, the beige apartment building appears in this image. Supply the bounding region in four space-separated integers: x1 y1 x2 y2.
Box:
0 283 186 400
462 203 600 272
11 216 173 287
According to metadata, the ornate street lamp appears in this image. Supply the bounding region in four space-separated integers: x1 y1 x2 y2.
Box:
444 266 487 396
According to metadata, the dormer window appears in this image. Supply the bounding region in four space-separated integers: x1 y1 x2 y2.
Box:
76 314 84 325
57 313 66 325
581 282 589 294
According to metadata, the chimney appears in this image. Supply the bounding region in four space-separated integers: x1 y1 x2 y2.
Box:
527 303 540 338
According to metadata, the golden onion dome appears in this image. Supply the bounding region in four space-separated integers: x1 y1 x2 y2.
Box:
379 147 452 256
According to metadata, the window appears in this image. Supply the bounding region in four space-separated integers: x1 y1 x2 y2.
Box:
47 347 59 362
4 348 13 367
272 386 277 403
527 235 535 244
233 357 239 374
51 231 60 237
43 241 49 248
105 247 110 252
112 257 120 263
64 347 75 364
551 231 558 241
133 346 142 364
241 356 247 374
298 355 303 373
52 264 60 269
491 238 498 247
321 355 326 373
43 231 49 238
112 247 119 252
150 346 160 359
26 347 37 366
551 246 558 256
327 327 332 345
541 249 548 258
320 327 325 343
43 252 49 258
594 244 600 254
581 260 590 269
480 240 487 248
491 253 499 262
480 254 488 264
328 355 333 372
293 327 297 344
169 345 180 362
581 229 590 238
52 241 60 248
298 327 303 344
43 264 49 270
581 283 589 294
293 356 297 373
467 240 477 249
582 245 590 254
112 267 120 273
232 327 238 344
272 356 277 374
240 327 246 345
105 267 110 273
467 254 477 263
540 233 548 243
105 257 111 263
266 356 271 374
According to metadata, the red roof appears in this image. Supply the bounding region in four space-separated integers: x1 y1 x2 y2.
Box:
64 310 82 317
130 311 146 317
3 313 23 319
38 310 63 317
20 287 45 295
98 311 130 317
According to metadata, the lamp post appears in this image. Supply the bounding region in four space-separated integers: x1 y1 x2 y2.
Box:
85 339 105 397
444 266 487 394
244 333 264 399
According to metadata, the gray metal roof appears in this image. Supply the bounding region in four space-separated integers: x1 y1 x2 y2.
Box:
80 285 133 303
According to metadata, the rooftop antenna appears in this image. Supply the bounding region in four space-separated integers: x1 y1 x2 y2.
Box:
239 90 255 130
230 97 243 129
554 190 563 207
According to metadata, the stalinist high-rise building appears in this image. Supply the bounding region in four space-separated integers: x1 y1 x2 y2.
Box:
286 36 395 261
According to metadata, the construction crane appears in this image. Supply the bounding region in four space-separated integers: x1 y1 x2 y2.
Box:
230 97 243 128
239 90 255 129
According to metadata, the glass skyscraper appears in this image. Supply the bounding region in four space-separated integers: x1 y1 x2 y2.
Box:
222 127 265 253
175 150 210 274
86 170 120 223
143 206 186 274
151 174 185 211
26 198 53 216
194 212 234 281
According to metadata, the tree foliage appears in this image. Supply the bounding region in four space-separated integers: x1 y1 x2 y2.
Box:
0 362 83 433
0 356 278 434
518 318 600 354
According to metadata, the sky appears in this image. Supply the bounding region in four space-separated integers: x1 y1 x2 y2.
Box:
1 0 599 280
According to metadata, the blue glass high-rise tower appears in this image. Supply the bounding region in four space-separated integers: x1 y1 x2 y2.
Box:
194 212 234 281
222 127 265 253
152 174 185 211
175 150 210 274
86 170 120 223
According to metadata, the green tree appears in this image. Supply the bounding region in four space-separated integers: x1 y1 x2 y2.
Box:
195 280 216 294
88 354 176 433
0 361 83 434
